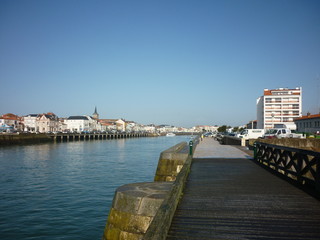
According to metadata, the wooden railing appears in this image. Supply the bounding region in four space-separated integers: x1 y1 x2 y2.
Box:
255 142 320 192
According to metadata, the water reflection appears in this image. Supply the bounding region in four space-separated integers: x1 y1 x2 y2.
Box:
0 136 188 240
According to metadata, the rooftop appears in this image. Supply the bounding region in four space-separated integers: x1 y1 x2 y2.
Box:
263 87 301 96
67 116 89 120
294 113 320 121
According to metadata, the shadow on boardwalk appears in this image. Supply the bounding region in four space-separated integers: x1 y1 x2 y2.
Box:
167 138 320 239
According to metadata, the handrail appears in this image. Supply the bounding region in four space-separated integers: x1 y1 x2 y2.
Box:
255 142 320 192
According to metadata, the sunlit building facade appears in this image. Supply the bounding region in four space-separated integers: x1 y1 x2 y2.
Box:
257 87 302 130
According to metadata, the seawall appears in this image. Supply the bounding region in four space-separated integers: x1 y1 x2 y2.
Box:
102 137 199 240
0 133 52 145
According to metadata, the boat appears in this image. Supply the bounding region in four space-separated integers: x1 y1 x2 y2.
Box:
166 133 176 137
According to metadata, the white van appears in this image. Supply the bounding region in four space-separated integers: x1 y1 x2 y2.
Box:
237 129 265 140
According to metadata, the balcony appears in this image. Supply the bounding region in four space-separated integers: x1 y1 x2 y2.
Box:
265 101 282 103
282 114 300 116
281 107 300 110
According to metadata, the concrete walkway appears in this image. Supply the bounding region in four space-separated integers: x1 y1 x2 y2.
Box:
194 137 252 159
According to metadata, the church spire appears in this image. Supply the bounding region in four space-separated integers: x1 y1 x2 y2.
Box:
93 106 99 119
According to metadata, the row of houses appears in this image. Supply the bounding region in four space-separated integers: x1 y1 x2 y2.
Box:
0 112 141 133
0 112 198 134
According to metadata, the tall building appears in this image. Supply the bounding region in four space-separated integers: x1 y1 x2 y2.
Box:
256 87 302 130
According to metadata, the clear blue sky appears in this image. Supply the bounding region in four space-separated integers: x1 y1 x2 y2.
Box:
1 0 319 127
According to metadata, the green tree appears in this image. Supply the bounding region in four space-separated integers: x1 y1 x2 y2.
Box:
239 127 245 132
233 126 239 132
218 125 227 132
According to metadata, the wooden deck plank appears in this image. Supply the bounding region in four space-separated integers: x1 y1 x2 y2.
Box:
167 158 320 240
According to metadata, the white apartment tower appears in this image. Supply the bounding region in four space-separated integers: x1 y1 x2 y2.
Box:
256 87 302 130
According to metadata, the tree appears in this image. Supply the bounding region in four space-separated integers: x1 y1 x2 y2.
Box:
217 125 227 132
239 127 245 132
233 126 239 132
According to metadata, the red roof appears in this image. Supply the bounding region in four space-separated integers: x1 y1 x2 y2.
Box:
46 112 56 116
294 114 320 121
264 88 301 96
1 113 20 120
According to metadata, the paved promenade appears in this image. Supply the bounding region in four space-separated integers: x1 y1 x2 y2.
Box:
167 137 320 239
193 137 251 159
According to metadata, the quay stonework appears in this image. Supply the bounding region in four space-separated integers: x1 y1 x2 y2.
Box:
103 136 320 240
103 138 200 240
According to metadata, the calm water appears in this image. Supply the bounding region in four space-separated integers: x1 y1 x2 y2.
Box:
0 136 189 240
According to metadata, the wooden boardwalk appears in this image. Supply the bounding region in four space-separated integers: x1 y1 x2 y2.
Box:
167 138 320 239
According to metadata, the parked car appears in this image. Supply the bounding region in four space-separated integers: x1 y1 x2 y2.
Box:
203 132 214 137
263 128 304 139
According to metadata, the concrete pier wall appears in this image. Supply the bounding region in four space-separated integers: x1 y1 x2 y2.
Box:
154 142 189 182
143 155 192 240
0 133 52 145
103 182 173 240
103 137 199 240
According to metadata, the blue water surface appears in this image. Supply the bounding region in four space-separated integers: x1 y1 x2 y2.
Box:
0 136 189 240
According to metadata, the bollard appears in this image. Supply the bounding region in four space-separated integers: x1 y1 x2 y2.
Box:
253 142 257 160
189 140 193 155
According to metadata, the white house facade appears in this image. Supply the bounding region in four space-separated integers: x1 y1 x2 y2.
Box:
23 114 39 132
65 116 90 132
65 115 100 132
36 113 59 133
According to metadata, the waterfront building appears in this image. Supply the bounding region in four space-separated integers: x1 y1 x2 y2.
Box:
57 118 68 132
256 87 302 130
141 124 156 133
125 121 137 132
157 125 178 133
65 116 91 132
116 119 126 132
194 125 218 132
23 114 39 132
294 113 320 134
98 119 116 132
98 119 126 132
0 113 23 131
36 113 59 133
65 115 102 132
